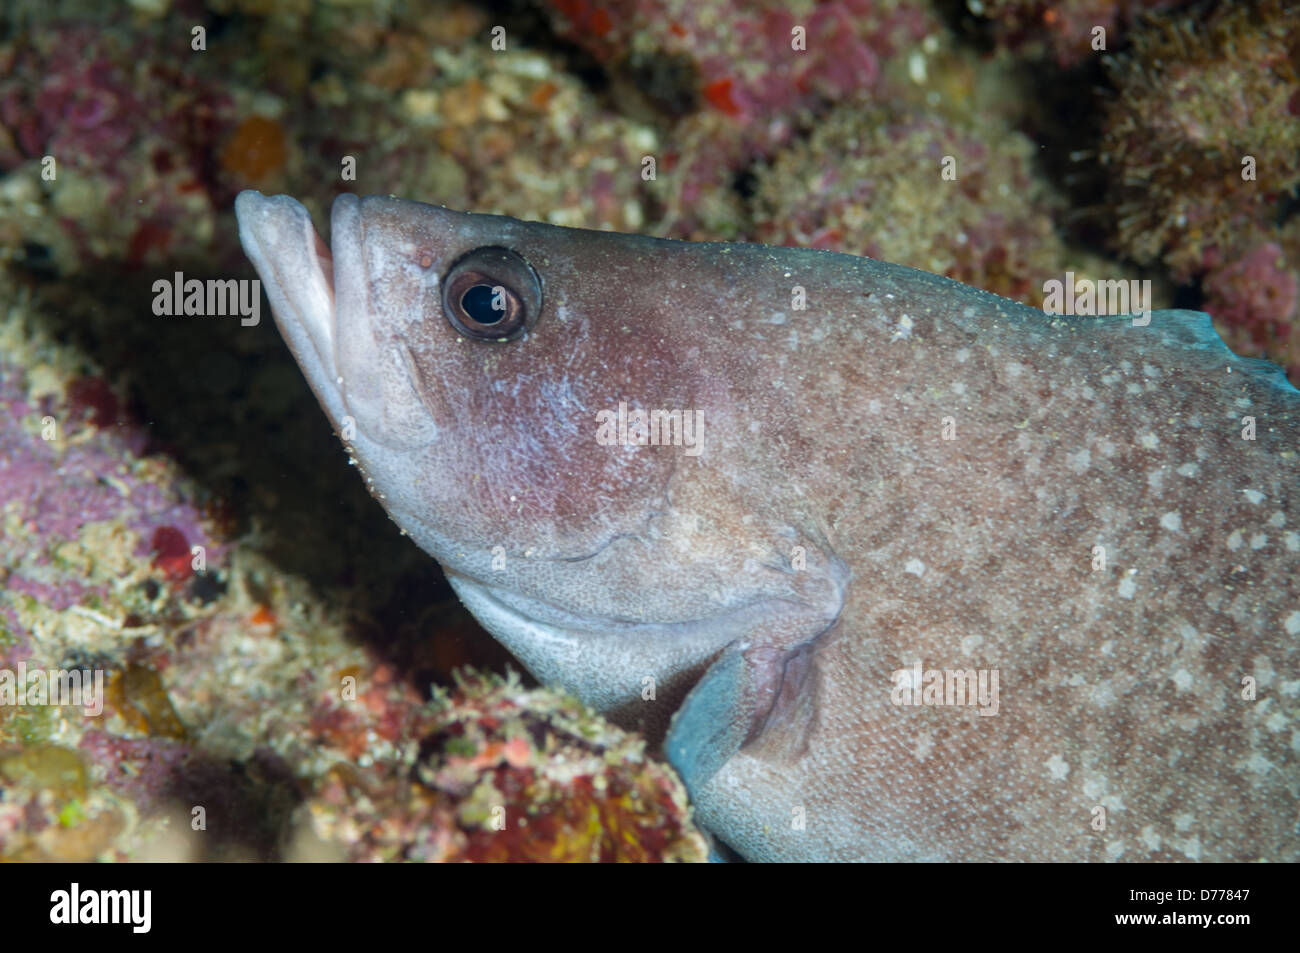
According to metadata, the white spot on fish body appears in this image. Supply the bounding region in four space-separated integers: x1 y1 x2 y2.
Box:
914 730 934 761
1090 681 1116 706
1241 752 1275 776
1139 826 1162 852
1254 656 1276 688
1082 777 1108 799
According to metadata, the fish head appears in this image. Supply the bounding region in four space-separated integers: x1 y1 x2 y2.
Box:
238 192 686 560
235 192 765 722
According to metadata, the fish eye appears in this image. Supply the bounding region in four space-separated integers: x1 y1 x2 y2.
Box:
441 246 541 342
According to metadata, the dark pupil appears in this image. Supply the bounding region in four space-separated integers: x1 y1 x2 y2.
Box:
461 284 504 325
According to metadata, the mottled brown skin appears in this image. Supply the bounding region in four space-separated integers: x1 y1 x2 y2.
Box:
237 192 1300 862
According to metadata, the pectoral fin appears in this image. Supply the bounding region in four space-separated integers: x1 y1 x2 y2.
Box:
666 636 819 801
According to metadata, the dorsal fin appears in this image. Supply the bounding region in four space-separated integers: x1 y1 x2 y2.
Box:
1148 309 1300 397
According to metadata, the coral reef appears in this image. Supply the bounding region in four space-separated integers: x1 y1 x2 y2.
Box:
968 0 1191 67
1201 237 1300 382
543 0 942 237
1099 0 1300 375
752 103 1080 305
0 18 239 275
1101 0 1299 278
306 673 708 862
545 0 937 126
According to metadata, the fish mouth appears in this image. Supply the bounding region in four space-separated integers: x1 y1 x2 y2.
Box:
238 191 440 458
235 190 344 422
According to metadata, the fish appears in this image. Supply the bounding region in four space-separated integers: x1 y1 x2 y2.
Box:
235 190 1300 862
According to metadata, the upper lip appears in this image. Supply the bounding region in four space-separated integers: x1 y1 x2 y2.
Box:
235 190 345 423
235 190 338 377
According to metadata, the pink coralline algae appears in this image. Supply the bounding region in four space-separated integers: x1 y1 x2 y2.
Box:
0 38 139 168
968 0 1191 67
544 0 940 237
1099 0 1300 381
1202 242 1300 382
0 322 225 859
546 0 933 124
304 672 708 863
751 104 1086 307
0 19 238 274
0 349 223 691
0 373 219 615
